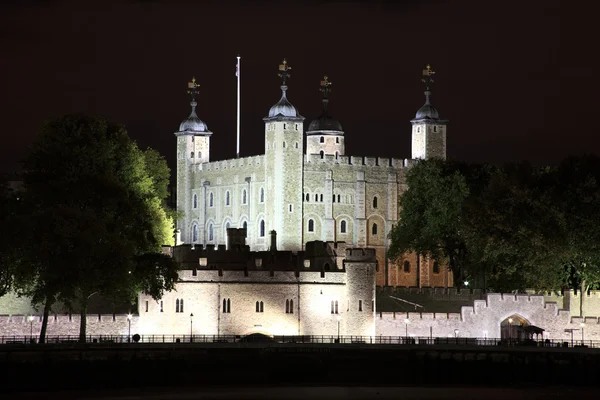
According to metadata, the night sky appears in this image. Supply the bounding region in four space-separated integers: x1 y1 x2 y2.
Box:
0 0 594 177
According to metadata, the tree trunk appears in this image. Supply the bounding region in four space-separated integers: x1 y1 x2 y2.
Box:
79 297 88 343
580 280 587 317
38 299 52 344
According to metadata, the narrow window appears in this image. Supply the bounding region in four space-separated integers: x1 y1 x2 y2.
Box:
403 261 411 273
320 136 324 143
193 194 198 209
242 189 247 204
335 301 339 314
359 300 363 312
175 299 180 313
191 152 194 158
226 191 230 206
285 299 289 313
340 220 346 233
209 223 214 241
433 261 440 274
260 301 264 313
145 301 149 313
192 268 197 276
434 126 437 132
295 124 298 130
306 193 310 202
372 223 378 235
192 224 198 242
336 137 339 143
180 299 184 313
320 194 323 202
223 299 227 313
283 141 286 148
320 150 324 159
337 194 340 203
227 298 231 313
373 196 378 209
209 192 214 207
160 301 163 312
243 221 247 230
331 301 335 314
335 152 339 160
289 299 293 314
289 204 293 213
372 299 374 312
417 127 420 133
333 195 336 203
198 151 201 159
284 123 287 129
260 188 265 203
308 219 314 232
295 142 299 149
256 301 260 312
260 220 265 237
315 194 318 202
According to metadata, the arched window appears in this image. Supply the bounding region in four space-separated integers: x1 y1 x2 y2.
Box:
260 188 265 203
227 298 231 313
337 194 341 203
373 196 378 209
285 299 289 313
180 299 184 313
335 300 339 314
209 223 214 241
225 191 230 206
336 137 339 143
340 220 347 233
258 301 264 312
372 223 378 235
243 221 247 230
223 299 227 313
333 194 336 203
335 152 339 160
209 192 214 207
320 194 323 202
193 194 198 209
259 220 265 237
226 221 230 230
433 261 440 274
295 142 298 149
434 126 437 132
289 299 293 314
175 299 180 313
315 194 318 202
256 301 260 312
331 301 335 314
403 261 411 273
308 219 314 232
320 136 324 143
306 193 310 202
192 224 199 242
320 150 324 159
223 298 231 313
190 152 194 158
242 189 247 204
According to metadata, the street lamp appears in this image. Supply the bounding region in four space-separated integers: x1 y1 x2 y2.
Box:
508 317 513 343
337 315 341 343
28 315 34 337
454 329 459 338
127 314 132 343
580 322 585 344
190 313 194 342
404 318 410 340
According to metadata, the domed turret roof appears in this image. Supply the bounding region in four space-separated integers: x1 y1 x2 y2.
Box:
308 114 343 132
415 101 440 120
179 102 209 132
268 86 299 118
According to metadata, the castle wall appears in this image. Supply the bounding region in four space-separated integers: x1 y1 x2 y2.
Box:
0 314 139 337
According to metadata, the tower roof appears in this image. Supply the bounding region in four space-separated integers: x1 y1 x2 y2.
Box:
411 64 446 123
177 77 211 134
265 59 303 121
307 76 344 135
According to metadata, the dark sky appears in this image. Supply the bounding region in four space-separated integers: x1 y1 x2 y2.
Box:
0 0 594 176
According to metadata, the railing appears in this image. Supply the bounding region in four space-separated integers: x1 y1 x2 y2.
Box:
1 334 599 349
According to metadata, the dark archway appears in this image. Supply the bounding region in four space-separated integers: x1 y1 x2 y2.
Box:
500 314 530 341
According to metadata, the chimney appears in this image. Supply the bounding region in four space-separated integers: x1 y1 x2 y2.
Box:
269 230 277 252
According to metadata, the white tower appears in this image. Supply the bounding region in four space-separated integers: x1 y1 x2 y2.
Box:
263 59 305 251
305 76 345 159
411 65 448 160
175 77 213 243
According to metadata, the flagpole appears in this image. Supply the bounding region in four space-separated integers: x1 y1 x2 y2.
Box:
236 55 241 159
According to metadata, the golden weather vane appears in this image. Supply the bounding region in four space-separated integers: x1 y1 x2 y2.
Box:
421 64 435 91
319 75 332 99
278 58 291 86
187 76 200 101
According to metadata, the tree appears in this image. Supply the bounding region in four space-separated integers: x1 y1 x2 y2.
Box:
388 159 470 287
19 114 178 342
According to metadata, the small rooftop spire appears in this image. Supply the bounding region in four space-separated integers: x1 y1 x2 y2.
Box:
278 58 291 87
421 64 435 104
187 76 200 106
319 75 332 112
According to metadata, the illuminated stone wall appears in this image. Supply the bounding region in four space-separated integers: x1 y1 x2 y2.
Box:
306 134 345 157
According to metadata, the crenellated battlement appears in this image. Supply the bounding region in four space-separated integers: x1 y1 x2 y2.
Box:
345 247 377 262
304 153 409 169
193 154 265 172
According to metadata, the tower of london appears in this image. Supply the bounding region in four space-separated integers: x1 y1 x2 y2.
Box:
176 61 451 288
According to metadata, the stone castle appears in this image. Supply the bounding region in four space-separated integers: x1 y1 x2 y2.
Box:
1 62 599 343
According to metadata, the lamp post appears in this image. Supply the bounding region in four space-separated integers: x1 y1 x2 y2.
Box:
404 318 410 341
127 314 132 343
508 317 513 343
454 329 459 338
28 315 34 337
337 315 341 343
580 322 585 345
190 313 194 342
